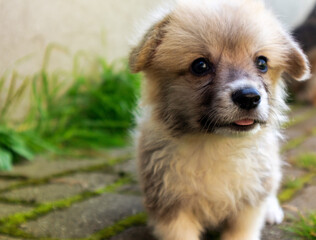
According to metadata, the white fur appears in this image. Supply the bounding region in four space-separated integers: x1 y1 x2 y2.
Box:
265 195 284 225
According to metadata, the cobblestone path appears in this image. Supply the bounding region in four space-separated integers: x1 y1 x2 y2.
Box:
0 105 315 240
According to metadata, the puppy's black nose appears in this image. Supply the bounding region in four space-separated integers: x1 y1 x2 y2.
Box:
232 88 261 110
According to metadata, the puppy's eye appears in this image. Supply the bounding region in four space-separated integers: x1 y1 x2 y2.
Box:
191 58 212 76
255 56 268 73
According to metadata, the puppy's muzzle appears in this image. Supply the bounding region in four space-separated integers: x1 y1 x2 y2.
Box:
232 88 261 110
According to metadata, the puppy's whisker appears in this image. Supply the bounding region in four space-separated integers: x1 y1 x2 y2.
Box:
197 81 213 91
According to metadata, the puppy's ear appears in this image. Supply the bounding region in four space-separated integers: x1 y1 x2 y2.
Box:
284 35 311 81
129 16 170 73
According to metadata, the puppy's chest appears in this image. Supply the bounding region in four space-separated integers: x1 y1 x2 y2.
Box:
167 139 272 209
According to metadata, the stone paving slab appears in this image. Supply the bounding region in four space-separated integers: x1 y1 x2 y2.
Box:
0 179 20 190
2 157 109 179
52 172 118 191
22 193 143 239
288 184 316 211
261 224 296 240
282 165 306 183
117 183 142 196
285 135 316 162
101 147 134 159
114 158 142 195
285 113 316 140
0 235 23 240
0 203 32 218
3 172 117 203
287 105 312 119
114 158 138 180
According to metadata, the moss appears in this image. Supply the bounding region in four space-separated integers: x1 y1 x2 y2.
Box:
282 179 302 189
0 197 39 207
279 172 316 203
0 154 132 239
294 153 316 171
0 226 36 239
0 174 28 180
85 212 147 240
0 176 133 239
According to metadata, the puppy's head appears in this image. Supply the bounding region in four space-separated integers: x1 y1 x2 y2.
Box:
130 0 310 136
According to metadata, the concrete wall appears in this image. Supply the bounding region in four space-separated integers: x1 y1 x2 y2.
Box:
0 0 315 75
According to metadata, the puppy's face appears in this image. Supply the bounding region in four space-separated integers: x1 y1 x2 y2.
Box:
130 0 310 136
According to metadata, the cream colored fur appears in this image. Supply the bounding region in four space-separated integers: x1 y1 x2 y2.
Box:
139 115 283 240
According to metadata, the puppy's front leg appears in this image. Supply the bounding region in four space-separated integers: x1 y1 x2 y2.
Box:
221 203 266 240
265 195 284 225
153 211 202 240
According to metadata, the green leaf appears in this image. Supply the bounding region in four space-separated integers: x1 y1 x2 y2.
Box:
0 149 13 171
9 135 34 160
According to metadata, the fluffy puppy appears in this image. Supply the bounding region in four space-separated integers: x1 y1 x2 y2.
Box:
129 0 310 239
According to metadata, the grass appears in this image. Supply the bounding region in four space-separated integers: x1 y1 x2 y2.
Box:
0 44 141 170
295 152 316 171
278 172 316 203
29 45 141 149
0 72 54 170
282 178 302 189
32 58 140 149
0 127 33 170
286 212 316 240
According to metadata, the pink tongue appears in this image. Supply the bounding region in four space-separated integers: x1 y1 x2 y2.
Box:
234 119 255 126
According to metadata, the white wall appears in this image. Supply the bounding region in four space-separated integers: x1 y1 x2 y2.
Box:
0 0 315 75
265 0 315 28
0 0 168 75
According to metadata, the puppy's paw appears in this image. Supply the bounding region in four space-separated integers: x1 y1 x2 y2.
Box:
265 196 284 225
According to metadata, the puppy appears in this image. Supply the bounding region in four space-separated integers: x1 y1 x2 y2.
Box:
129 0 310 239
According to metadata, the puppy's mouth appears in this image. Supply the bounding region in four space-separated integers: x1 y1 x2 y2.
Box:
200 117 266 133
234 119 255 126
229 118 259 131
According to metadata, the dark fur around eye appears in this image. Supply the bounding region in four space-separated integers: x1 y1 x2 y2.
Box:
191 58 214 76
